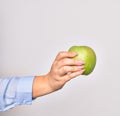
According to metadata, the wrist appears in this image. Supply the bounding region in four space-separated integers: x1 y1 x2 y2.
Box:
32 75 54 98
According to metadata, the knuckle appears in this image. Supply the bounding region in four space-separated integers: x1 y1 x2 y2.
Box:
54 68 58 73
65 74 72 81
69 66 74 72
68 59 77 66
73 59 77 65
72 66 76 72
58 51 65 56
61 59 66 65
62 66 67 72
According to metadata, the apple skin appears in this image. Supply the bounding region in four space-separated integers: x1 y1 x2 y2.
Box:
68 46 96 75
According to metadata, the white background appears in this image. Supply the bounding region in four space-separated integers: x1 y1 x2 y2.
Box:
0 0 120 116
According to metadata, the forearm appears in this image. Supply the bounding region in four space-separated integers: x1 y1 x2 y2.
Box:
32 75 54 98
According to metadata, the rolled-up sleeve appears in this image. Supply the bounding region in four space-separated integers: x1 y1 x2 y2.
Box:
0 76 35 112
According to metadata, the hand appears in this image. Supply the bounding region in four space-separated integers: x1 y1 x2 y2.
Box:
32 51 85 98
46 51 85 92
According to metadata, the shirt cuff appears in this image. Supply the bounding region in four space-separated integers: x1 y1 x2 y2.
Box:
16 76 35 105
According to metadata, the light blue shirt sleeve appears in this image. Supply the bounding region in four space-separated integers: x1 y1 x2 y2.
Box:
0 76 35 112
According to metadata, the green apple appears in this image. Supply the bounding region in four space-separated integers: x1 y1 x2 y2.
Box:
68 46 96 75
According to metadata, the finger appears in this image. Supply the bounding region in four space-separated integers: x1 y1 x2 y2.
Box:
55 51 78 61
59 65 84 76
58 58 85 68
63 69 85 82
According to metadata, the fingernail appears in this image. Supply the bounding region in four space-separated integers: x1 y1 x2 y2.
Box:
81 69 85 73
78 65 84 70
72 52 78 55
78 60 85 64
